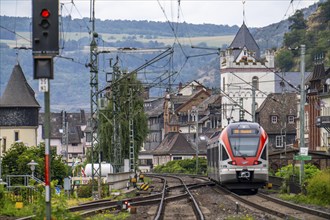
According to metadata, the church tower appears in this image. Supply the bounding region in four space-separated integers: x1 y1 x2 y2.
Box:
0 64 40 149
220 22 275 126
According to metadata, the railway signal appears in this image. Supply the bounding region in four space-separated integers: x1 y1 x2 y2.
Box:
32 0 59 56
122 200 130 210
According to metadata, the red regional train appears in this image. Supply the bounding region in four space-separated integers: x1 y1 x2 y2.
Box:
207 122 268 193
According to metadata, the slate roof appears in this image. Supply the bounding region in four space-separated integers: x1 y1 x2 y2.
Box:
306 62 328 93
256 93 297 134
229 22 260 60
0 64 40 108
309 62 325 82
152 132 208 155
39 110 86 144
144 98 164 117
274 72 310 93
152 132 196 155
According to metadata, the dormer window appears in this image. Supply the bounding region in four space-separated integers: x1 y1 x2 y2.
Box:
271 115 278 124
288 116 295 124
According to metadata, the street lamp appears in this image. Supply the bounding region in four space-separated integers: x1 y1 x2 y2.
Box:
27 160 38 178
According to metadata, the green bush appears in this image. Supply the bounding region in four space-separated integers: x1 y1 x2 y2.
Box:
76 180 109 199
0 185 4 208
275 163 320 193
306 169 330 205
77 184 92 198
153 158 207 174
275 163 320 182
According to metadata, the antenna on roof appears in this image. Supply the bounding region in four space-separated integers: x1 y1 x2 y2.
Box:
242 0 246 24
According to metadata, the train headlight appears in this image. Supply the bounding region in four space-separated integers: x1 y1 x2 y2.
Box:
228 161 237 165
253 160 262 165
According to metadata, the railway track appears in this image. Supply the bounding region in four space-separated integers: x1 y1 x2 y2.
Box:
154 174 206 220
16 174 330 219
212 185 330 220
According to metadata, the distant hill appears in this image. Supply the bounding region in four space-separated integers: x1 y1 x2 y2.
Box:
252 1 322 53
0 1 322 112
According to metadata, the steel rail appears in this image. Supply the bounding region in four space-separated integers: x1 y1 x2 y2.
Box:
258 192 330 219
166 174 205 220
214 185 329 220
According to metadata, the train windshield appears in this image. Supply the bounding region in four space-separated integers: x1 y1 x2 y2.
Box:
229 137 259 157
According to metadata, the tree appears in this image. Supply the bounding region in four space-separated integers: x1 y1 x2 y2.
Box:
275 49 294 72
288 10 307 31
2 143 68 185
283 29 306 49
318 0 330 29
97 71 148 169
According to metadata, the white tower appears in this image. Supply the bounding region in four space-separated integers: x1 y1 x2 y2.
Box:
220 22 275 126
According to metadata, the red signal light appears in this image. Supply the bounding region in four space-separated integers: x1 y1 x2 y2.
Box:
41 9 50 18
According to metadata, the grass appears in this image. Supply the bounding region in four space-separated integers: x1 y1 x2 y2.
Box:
0 201 34 217
67 197 93 207
85 210 130 220
279 193 330 207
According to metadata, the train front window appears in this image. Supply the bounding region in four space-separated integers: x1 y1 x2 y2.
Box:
229 137 259 157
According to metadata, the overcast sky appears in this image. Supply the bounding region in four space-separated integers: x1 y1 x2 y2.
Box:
0 0 319 28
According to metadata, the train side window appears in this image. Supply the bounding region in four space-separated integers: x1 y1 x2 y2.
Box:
221 145 229 160
261 145 267 160
215 146 219 167
212 148 215 167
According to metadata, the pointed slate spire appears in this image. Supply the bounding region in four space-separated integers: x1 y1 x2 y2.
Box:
0 64 40 107
229 22 260 60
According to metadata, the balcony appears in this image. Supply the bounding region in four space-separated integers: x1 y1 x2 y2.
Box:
316 116 330 133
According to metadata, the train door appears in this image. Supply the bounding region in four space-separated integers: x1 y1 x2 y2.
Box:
219 143 229 182
217 141 222 182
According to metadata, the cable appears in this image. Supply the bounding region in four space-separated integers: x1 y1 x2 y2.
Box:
157 0 188 58
0 25 31 43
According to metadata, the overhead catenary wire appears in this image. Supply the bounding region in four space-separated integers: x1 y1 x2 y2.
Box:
157 0 188 58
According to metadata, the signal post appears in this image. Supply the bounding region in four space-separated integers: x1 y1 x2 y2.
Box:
32 1 59 219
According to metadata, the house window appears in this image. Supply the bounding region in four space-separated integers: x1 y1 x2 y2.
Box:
305 112 309 130
1 137 6 153
14 131 19 142
288 116 294 124
222 77 225 91
252 76 259 90
72 143 78 146
86 132 92 142
173 156 182 160
271 116 278 124
275 136 284 148
3 138 6 152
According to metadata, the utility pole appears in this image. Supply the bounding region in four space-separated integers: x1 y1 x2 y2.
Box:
44 82 51 220
89 0 102 199
32 0 59 218
129 87 135 173
191 106 199 174
299 45 306 185
251 78 257 122
61 111 69 163
111 58 122 172
239 98 245 121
